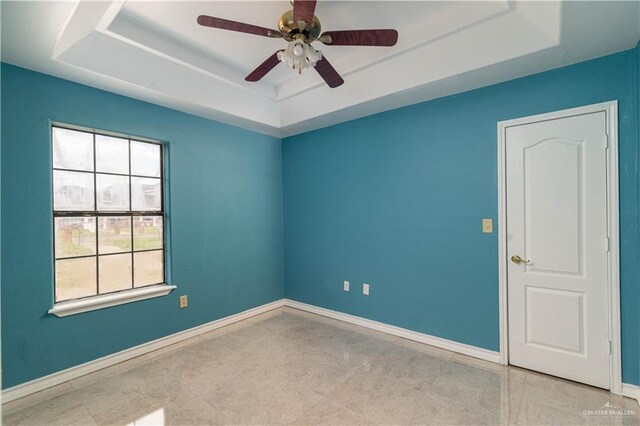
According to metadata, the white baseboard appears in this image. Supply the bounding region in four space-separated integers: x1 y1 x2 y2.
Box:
622 383 640 406
4 297 639 408
283 299 501 364
1 299 286 404
284 299 640 406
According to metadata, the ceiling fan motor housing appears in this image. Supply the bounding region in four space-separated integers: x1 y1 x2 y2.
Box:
278 10 321 41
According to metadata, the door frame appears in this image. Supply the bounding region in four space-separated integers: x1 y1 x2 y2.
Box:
497 101 621 394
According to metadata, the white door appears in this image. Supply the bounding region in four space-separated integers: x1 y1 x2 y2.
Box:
506 111 610 389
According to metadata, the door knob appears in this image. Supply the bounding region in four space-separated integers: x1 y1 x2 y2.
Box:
511 255 530 264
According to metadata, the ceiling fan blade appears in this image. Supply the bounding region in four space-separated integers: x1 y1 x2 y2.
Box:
197 15 281 38
320 29 398 46
245 50 284 82
314 56 344 88
293 0 317 29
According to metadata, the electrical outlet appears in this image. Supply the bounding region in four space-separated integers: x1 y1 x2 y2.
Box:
363 283 370 296
343 280 350 292
179 295 188 309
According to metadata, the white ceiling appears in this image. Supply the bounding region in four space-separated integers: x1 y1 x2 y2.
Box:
2 1 639 138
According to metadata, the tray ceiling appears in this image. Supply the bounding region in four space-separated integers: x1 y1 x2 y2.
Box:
2 1 639 137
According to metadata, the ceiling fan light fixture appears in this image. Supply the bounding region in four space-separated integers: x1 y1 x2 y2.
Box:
197 0 397 87
278 40 323 73
293 44 304 56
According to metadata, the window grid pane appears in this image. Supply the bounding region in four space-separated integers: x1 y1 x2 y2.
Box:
133 216 163 251
131 141 161 178
96 174 130 211
52 126 164 302
54 217 96 259
96 135 129 174
99 253 133 294
53 170 95 211
55 257 97 302
131 177 161 211
134 250 164 288
98 217 132 254
53 127 94 172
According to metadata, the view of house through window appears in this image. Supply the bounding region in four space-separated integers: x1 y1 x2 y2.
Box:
52 126 165 302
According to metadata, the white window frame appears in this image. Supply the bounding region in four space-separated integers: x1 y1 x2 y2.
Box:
48 124 175 317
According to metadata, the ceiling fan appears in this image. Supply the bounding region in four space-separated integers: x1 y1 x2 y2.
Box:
197 0 398 88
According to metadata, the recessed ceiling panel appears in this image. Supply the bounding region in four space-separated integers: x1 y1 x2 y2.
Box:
1 1 638 137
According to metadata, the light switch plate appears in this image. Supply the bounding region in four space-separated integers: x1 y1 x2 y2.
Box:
343 281 350 292
363 283 370 296
179 295 188 308
482 218 493 233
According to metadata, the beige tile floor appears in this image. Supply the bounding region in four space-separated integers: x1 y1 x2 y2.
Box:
3 307 639 425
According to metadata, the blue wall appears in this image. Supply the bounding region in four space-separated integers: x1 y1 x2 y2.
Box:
636 41 640 383
1 64 285 389
3 45 640 390
283 48 640 385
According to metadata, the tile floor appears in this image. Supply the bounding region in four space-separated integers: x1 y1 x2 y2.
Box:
2 307 639 425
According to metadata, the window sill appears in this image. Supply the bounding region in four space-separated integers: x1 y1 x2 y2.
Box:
48 284 177 317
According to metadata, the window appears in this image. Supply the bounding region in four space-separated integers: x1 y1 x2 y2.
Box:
52 126 165 303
